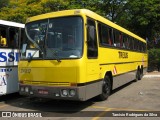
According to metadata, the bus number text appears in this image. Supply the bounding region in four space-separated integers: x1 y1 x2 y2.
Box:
118 51 128 58
20 69 31 74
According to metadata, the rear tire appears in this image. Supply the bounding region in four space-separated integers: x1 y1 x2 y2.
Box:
140 68 143 79
98 75 111 101
135 69 141 81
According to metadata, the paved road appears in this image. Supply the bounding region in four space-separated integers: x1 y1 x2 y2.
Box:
0 73 160 120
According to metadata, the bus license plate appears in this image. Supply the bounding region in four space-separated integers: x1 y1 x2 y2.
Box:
38 89 48 95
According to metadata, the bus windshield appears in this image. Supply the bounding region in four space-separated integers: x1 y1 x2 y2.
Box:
21 16 83 60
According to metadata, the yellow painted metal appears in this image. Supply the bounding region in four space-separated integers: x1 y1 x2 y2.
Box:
19 9 148 87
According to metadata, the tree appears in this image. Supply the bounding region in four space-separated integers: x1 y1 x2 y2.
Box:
41 0 69 13
0 0 43 23
0 0 9 10
93 0 127 22
124 0 160 40
148 49 160 71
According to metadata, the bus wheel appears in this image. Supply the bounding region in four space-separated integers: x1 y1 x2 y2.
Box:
98 76 111 101
140 68 143 79
135 69 141 81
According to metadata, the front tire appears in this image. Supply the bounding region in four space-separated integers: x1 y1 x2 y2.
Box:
98 75 111 101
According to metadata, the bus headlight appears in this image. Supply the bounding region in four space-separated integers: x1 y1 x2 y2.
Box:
69 89 76 96
20 87 24 92
25 87 29 92
62 89 68 96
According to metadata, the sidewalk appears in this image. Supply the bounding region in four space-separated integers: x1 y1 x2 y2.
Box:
143 71 160 78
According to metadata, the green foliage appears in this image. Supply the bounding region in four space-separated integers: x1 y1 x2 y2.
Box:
0 0 160 47
0 0 9 10
41 0 69 13
124 0 160 40
0 0 43 23
148 49 160 70
26 0 40 5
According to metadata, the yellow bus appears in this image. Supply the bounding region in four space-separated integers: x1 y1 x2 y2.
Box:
19 9 147 101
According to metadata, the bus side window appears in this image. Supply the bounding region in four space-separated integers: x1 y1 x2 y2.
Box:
129 37 134 50
119 32 123 48
114 30 119 47
87 19 98 58
108 28 113 46
98 23 111 46
8 27 19 48
113 30 123 48
0 27 7 47
0 36 7 47
124 35 129 49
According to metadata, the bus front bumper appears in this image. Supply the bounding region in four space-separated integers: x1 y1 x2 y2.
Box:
19 84 86 101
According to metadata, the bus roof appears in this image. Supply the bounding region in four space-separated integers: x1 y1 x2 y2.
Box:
0 20 24 28
26 9 146 43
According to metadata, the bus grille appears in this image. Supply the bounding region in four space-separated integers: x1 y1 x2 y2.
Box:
23 81 70 86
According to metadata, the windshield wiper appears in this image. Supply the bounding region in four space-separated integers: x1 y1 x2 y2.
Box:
53 51 61 62
47 48 61 62
25 27 43 62
28 49 40 62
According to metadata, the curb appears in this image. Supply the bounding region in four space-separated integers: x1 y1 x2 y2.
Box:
143 75 160 78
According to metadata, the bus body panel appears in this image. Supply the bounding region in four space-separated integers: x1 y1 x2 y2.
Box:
0 49 19 95
19 59 103 101
0 67 18 95
19 60 78 84
0 49 19 66
99 47 147 89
